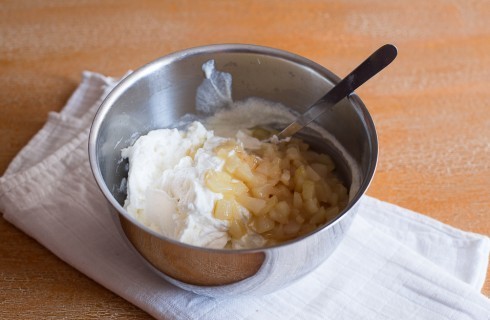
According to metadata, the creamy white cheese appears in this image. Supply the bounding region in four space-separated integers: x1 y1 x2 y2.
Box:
122 121 266 249
122 122 227 248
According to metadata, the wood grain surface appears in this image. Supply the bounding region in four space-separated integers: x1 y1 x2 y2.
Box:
1 0 489 318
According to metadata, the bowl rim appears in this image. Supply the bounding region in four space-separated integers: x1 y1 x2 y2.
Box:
88 43 378 253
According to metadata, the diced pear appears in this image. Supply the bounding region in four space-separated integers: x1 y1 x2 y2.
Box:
234 163 255 183
205 170 233 192
283 221 301 235
318 154 335 171
255 159 271 176
301 180 316 201
250 215 275 233
214 198 240 220
231 181 249 195
251 183 275 199
236 194 267 214
325 206 340 220
258 195 278 215
293 165 306 193
250 155 261 170
269 158 282 179
229 218 246 239
295 214 305 224
269 201 290 224
304 198 319 214
299 223 316 235
315 180 331 203
214 141 237 159
279 170 290 185
286 146 301 160
309 207 327 225
310 163 330 178
303 150 320 162
243 173 265 188
205 170 248 195
236 149 258 169
293 191 303 209
280 158 291 170
292 159 304 170
257 158 281 178
224 154 242 174
338 200 348 210
270 224 286 241
335 183 348 198
305 165 321 182
296 139 309 152
271 184 291 201
261 143 279 160
206 127 349 245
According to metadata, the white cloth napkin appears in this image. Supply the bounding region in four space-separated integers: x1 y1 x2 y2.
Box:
1 71 489 320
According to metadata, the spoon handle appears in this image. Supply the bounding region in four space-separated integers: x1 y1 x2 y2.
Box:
277 44 398 139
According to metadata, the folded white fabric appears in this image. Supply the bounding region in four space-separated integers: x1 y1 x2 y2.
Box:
1 72 489 320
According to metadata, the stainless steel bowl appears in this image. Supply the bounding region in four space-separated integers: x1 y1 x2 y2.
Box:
88 44 378 297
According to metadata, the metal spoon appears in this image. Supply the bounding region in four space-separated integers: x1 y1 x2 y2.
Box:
277 44 398 139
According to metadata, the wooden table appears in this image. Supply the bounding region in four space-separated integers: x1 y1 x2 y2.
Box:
1 0 489 318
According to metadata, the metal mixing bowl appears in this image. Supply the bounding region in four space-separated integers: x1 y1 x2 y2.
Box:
88 44 378 297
